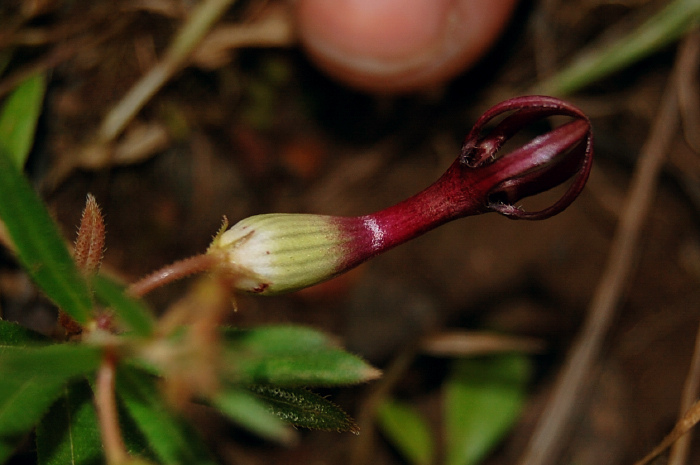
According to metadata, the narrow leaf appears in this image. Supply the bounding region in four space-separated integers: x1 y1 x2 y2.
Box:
0 50 12 77
228 345 380 387
377 399 434 465
0 375 67 463
0 145 93 323
212 388 293 443
223 325 339 354
91 275 155 337
116 366 217 465
0 344 100 463
0 344 102 379
250 385 359 433
224 325 380 387
0 318 47 346
444 354 531 465
535 0 700 95
36 381 103 465
0 72 46 168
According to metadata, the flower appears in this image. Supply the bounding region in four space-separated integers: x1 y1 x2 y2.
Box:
207 96 593 295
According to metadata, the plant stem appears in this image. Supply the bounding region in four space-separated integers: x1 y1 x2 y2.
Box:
96 350 127 465
128 253 217 297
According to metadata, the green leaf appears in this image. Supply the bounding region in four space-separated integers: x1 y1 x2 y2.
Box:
223 325 339 353
377 399 434 465
211 388 292 443
0 318 47 346
0 72 46 168
224 325 380 387
36 381 103 465
444 354 531 465
0 145 93 324
0 375 67 463
536 0 700 95
0 50 12 77
116 366 217 465
0 345 100 463
0 344 102 379
91 275 155 337
250 385 359 433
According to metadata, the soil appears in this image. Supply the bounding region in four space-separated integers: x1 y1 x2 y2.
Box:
1 0 699 464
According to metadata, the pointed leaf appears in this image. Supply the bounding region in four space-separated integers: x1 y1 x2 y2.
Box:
536 0 700 95
36 381 103 465
377 399 434 465
0 72 46 168
91 275 155 337
228 345 379 387
212 388 293 443
0 145 93 324
224 326 380 387
0 319 47 346
444 354 531 465
250 385 358 433
116 366 217 465
223 325 339 353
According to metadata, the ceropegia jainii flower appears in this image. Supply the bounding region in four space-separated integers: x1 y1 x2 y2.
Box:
206 96 593 296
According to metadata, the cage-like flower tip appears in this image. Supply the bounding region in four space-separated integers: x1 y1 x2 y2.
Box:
203 95 593 296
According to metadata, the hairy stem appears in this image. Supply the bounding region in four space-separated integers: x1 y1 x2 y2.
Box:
96 350 127 465
127 253 217 297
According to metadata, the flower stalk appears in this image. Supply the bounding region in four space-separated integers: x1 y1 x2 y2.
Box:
132 95 593 297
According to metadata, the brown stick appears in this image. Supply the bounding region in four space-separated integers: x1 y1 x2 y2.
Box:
636 400 700 465
517 39 685 465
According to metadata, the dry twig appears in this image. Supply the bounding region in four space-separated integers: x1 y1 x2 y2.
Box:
517 31 693 465
350 344 418 465
668 319 700 465
96 0 237 145
636 399 700 465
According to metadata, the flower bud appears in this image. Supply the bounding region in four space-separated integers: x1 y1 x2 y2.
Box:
133 96 593 298
209 213 355 295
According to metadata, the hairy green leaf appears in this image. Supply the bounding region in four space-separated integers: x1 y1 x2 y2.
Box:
444 354 531 465
116 366 216 465
91 275 155 337
212 388 292 443
0 319 47 346
0 146 93 324
0 72 46 167
377 399 434 465
223 326 380 386
234 349 379 386
250 385 358 433
36 381 103 465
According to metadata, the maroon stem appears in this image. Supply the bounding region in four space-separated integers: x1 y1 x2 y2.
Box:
337 159 489 270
